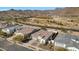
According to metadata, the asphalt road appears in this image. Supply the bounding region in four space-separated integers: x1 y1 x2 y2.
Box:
0 38 33 51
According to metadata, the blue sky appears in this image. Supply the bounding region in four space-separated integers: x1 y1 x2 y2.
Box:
0 7 56 11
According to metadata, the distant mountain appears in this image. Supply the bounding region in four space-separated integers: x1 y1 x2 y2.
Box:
0 7 79 20
52 7 79 15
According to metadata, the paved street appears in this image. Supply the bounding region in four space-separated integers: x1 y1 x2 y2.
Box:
0 38 33 51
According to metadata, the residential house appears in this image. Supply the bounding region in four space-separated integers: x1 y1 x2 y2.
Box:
31 29 58 44
15 27 40 39
54 33 79 51
2 25 21 35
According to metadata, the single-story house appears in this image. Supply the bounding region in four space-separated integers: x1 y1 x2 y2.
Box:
31 29 58 44
2 25 21 35
54 33 79 51
15 27 40 39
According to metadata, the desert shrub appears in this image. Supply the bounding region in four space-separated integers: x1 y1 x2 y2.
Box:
13 35 24 42
0 29 7 37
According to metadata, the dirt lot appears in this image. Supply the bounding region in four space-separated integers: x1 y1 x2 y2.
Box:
54 46 68 51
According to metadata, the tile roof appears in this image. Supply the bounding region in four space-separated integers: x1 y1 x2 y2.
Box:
31 30 55 40
16 27 36 35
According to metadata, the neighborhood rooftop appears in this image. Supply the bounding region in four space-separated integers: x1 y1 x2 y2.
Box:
31 29 56 40
16 27 39 35
54 33 79 49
